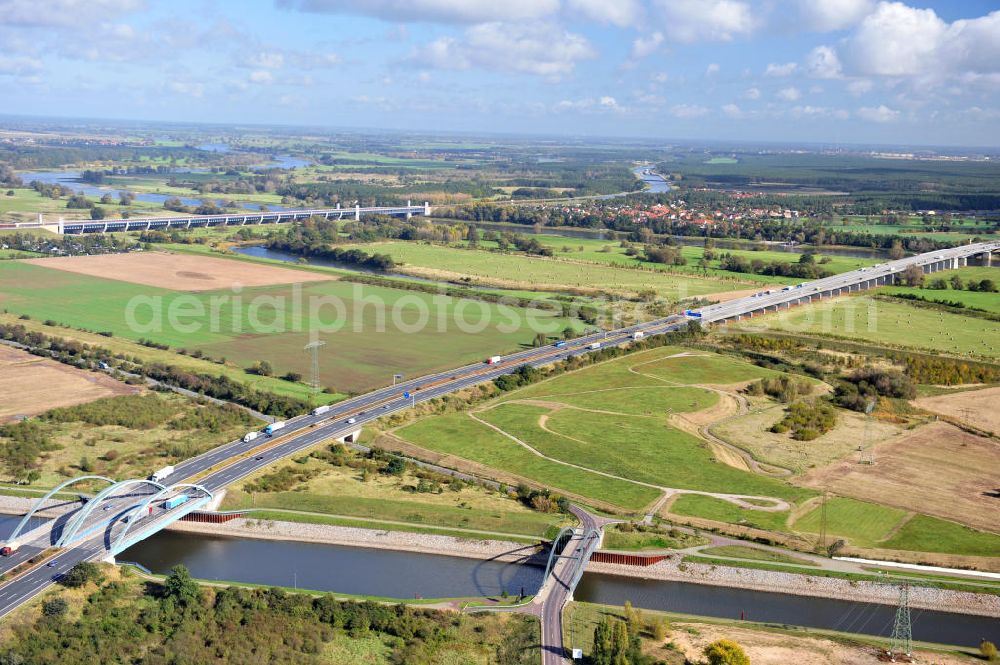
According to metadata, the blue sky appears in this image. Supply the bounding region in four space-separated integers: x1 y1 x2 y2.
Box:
1 0 999 146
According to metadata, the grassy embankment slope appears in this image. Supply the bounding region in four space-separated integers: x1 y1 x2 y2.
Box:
393 346 812 514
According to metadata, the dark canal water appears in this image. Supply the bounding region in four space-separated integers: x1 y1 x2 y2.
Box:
119 529 999 646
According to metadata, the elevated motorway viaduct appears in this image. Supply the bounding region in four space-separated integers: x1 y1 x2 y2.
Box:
0 241 996 628
699 240 999 325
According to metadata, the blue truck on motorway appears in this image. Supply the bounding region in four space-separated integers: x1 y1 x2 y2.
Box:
553 341 567 348
684 310 703 318
164 494 189 510
264 421 286 436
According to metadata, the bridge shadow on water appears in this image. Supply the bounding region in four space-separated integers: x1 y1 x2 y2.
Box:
469 543 547 598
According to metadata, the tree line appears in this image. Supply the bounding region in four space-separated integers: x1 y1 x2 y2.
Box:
0 563 539 665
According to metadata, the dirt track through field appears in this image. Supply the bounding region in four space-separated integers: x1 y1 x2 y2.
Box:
465 401 790 514
0 344 138 423
23 251 333 291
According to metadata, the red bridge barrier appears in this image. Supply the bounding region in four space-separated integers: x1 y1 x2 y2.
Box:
591 551 667 567
180 511 246 524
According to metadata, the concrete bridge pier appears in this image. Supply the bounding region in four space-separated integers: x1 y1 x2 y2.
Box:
354 203 361 221
406 200 412 219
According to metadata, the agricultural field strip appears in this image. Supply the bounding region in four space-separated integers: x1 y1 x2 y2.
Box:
0 259 582 393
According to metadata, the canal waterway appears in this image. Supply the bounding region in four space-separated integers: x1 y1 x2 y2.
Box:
118 529 998 646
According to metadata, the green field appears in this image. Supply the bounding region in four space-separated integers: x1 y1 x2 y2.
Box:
355 234 882 292
0 260 581 393
340 240 754 297
0 248 41 259
881 514 1000 558
477 403 800 499
429 226 880 278
632 352 786 385
813 215 994 242
667 494 791 532
395 346 812 512
395 412 661 511
220 454 563 539
792 497 907 548
880 266 1000 313
506 346 778 398
736 295 1000 359
0 311 335 403
699 545 818 566
0 185 171 221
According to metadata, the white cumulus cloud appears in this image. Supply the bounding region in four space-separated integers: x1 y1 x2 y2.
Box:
857 104 900 122
793 0 875 31
721 103 743 118
249 70 275 84
844 2 1000 84
652 0 756 42
276 0 559 23
670 103 710 118
0 55 43 77
777 86 801 101
411 22 595 78
806 45 842 79
630 32 664 60
0 0 143 27
567 0 641 27
765 62 797 77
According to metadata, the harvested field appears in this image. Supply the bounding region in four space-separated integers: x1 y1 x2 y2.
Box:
798 421 1000 534
0 345 138 423
913 386 1000 435
663 621 975 665
713 406 904 473
23 251 332 291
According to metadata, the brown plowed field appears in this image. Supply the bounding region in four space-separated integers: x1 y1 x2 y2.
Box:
913 386 1000 435
23 252 332 291
798 421 1000 533
0 346 138 423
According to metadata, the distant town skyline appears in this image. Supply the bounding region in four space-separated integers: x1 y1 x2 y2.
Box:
1 0 999 146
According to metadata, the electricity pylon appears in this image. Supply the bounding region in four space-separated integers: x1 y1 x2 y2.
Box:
888 583 913 661
858 398 876 465
304 340 326 393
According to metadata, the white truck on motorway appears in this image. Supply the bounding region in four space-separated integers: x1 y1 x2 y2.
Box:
485 356 502 365
264 421 286 436
589 342 601 350
631 331 645 340
311 405 331 416
242 431 260 443
149 465 175 483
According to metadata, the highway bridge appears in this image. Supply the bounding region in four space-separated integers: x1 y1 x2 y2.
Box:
699 240 998 325
24 202 431 235
0 241 996 653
